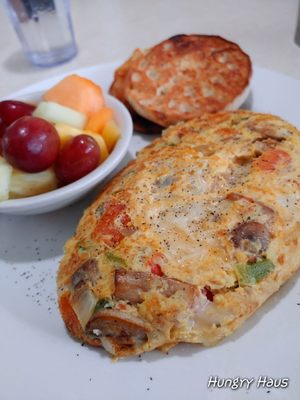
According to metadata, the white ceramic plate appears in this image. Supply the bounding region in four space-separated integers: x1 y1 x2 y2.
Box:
1 62 300 400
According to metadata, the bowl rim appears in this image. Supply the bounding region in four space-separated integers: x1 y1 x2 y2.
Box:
0 91 133 212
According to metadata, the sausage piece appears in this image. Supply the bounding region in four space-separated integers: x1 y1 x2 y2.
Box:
231 221 271 254
114 270 198 304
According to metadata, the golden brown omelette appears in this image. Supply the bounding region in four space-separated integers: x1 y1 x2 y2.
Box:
57 110 300 358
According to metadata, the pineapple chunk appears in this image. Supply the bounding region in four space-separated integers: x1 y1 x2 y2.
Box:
84 132 109 162
33 101 87 129
9 168 57 199
0 159 13 201
101 120 121 152
55 123 109 162
55 123 78 148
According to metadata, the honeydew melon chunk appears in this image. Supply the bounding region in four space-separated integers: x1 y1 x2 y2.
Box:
0 161 13 201
33 101 87 129
9 168 57 199
55 123 109 162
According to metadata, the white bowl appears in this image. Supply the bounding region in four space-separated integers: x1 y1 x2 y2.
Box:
0 91 133 215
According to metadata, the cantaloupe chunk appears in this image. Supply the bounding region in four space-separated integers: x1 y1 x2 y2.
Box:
43 74 104 117
101 120 121 152
55 124 109 162
85 107 113 133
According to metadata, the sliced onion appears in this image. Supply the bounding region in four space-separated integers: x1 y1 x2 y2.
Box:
71 288 97 329
100 337 117 356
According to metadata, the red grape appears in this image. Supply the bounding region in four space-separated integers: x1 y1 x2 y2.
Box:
0 118 6 135
0 100 35 127
55 135 100 185
0 118 6 155
3 116 60 172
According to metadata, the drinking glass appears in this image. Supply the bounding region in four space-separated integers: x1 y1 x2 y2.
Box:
4 0 77 67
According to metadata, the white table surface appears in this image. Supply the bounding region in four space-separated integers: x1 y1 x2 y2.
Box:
0 0 300 97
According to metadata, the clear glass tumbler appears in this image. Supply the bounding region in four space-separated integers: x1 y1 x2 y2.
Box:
4 0 77 67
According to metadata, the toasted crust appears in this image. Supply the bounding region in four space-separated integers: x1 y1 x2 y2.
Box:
57 111 300 358
124 34 252 126
109 49 144 106
109 49 163 134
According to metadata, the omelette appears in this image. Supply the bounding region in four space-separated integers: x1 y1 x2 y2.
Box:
57 110 300 357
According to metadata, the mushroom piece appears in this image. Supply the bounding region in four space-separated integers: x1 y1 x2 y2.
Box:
71 259 100 289
86 309 151 340
114 271 152 303
231 221 271 254
154 175 175 188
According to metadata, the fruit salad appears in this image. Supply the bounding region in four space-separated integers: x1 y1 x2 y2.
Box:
0 75 121 201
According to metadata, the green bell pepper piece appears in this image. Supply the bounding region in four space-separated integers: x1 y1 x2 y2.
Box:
235 259 275 286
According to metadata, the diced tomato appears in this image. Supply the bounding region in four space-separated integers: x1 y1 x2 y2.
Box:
254 149 291 172
150 263 164 276
120 213 130 224
202 286 214 302
218 128 237 136
93 201 135 247
147 252 166 276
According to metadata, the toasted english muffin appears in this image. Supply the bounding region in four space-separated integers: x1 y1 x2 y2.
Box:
57 110 300 358
109 49 143 106
123 34 251 127
109 49 163 134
